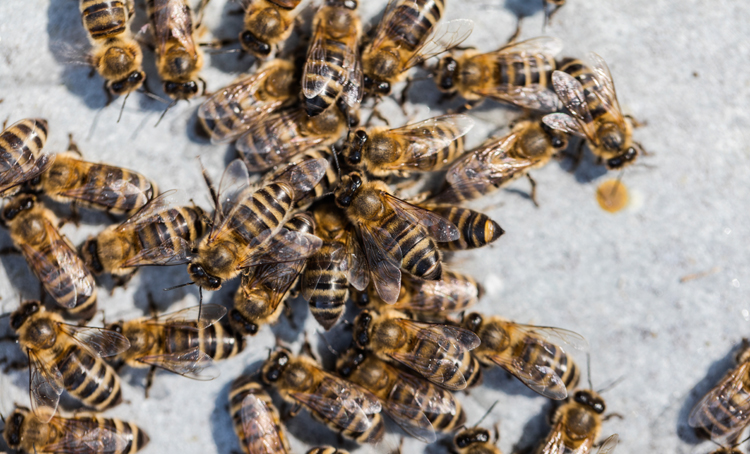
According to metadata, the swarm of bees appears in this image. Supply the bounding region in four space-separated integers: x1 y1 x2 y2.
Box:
0 0 665 452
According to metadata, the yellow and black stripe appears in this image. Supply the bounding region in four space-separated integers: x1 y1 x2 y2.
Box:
225 182 295 245
303 240 349 330
0 119 48 194
377 208 442 280
229 376 289 454
53 344 123 410
80 0 133 41
493 52 556 94
387 0 444 52
136 206 206 254
426 205 503 251
60 414 149 454
559 58 609 122
164 318 245 361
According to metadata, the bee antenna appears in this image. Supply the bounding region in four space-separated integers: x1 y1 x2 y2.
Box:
317 330 338 356
596 375 626 394
331 145 342 181
586 352 593 390
609 169 626 199
163 281 194 291
473 400 499 427
155 99 178 127
117 92 130 123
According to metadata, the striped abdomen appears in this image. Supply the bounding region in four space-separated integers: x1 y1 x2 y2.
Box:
56 415 149 454
303 241 349 330
307 380 384 443
164 319 245 361
512 337 580 391
53 344 122 410
136 206 206 252
427 205 503 251
304 38 350 115
229 377 289 454
402 129 464 174
381 211 442 280
399 270 481 314
295 148 338 209
0 119 48 194
559 58 608 122
407 333 477 389
80 0 133 41
491 52 556 93
237 112 305 171
226 183 295 245
385 0 443 52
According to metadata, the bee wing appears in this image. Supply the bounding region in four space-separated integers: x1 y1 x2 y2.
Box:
138 345 220 380
688 361 750 442
596 434 619 454
120 236 195 267
549 71 597 141
302 26 335 100
370 0 404 51
587 52 626 126
479 85 562 112
59 324 131 357
209 159 252 242
487 351 568 400
514 324 590 352
384 398 436 443
381 114 474 170
239 227 322 269
538 421 569 454
357 222 401 304
28 349 63 423
290 372 381 433
381 191 459 242
341 55 364 108
495 36 564 57
60 179 151 211
344 229 369 291
542 112 587 138
50 41 94 67
147 303 228 330
404 19 474 69
152 0 196 57
0 153 54 195
301 241 346 301
407 274 475 312
270 156 329 196
42 420 133 454
116 189 182 231
240 393 286 454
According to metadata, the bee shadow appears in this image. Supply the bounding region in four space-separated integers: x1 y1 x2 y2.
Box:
269 295 310 346
510 399 557 454
503 0 544 19
0 228 44 307
675 342 743 445
130 264 205 315
205 0 256 74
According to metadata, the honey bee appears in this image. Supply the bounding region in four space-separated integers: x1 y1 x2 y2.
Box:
198 59 297 144
361 0 474 96
1 195 97 318
146 0 206 100
240 0 302 59
421 204 503 251
30 138 157 216
7 301 129 421
261 347 385 443
356 269 481 317
2 405 150 454
0 119 53 197
302 0 363 117
187 158 326 291
334 171 459 304
344 114 474 177
307 448 349 454
337 346 466 443
352 309 481 390
80 190 208 283
462 312 585 400
431 119 569 205
452 426 502 454
229 213 317 336
543 55 642 170
235 105 347 172
434 37 563 111
289 148 340 209
229 375 290 454
79 0 146 97
536 391 618 454
106 304 241 391
689 341 750 444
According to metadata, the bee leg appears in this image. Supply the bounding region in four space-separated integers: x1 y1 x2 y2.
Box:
195 0 211 29
493 422 501 442
624 114 647 128
103 82 114 107
399 77 416 110
506 16 523 44
66 134 83 157
455 99 482 114
438 91 458 104
561 139 585 172
88 67 96 79
0 247 21 255
526 173 539 208
144 365 156 398
365 108 389 127
227 8 244 16
111 272 136 291
283 300 297 330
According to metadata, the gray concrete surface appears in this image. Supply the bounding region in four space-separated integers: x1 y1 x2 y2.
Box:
1 0 749 453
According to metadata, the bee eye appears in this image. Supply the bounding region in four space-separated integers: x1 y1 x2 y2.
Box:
377 82 390 94
129 71 143 83
110 81 125 93
186 81 198 94
165 82 178 94
363 75 373 89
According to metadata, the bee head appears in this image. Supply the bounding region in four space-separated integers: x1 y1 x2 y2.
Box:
345 129 368 166
240 31 272 58
436 55 459 91
9 301 40 332
108 71 145 96
105 321 124 335
329 0 358 9
334 172 363 208
605 146 639 170
80 237 103 274
3 407 29 449
454 427 491 449
363 74 391 96
262 348 291 384
573 389 606 414
228 308 259 336
464 312 484 333
336 347 367 377
596 122 626 154
541 121 569 150
188 263 222 290
352 310 372 348
164 80 199 100
2 194 36 222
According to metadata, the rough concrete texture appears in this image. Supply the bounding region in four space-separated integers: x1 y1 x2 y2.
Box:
0 0 749 453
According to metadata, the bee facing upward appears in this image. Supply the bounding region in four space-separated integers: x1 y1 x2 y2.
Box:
79 0 146 97
146 0 206 100
344 114 474 177
434 37 563 112
543 55 642 169
361 0 473 96
3 405 150 454
261 347 385 443
240 0 302 58
302 0 363 117
229 376 291 454
8 301 129 422
452 426 502 454
334 171 459 304
0 118 53 197
352 309 482 390
2 194 97 318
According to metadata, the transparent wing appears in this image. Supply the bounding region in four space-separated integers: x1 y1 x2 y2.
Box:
495 36 563 57
406 272 479 312
50 41 93 67
301 241 346 301
270 157 329 196
209 159 252 242
59 324 130 358
341 56 364 108
542 112 587 138
344 229 369 291
240 394 285 454
357 222 401 304
146 304 227 330
479 85 562 112
152 0 196 57
404 19 474 69
42 419 133 454
488 354 567 400
383 114 474 169
137 345 220 380
550 71 597 140
302 26 334 100
60 179 151 211
28 350 63 423
596 434 619 454
538 422 568 454
384 398 435 443
587 52 626 126
117 189 182 231
239 228 322 269
514 324 590 352
688 362 750 442
381 191 459 242
370 0 404 51
0 154 54 194
120 236 194 267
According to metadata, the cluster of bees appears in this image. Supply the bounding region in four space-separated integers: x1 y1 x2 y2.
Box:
5 0 724 452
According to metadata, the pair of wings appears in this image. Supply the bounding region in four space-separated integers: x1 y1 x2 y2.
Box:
20 218 96 310
28 324 130 422
302 5 363 110
35 417 137 454
355 192 459 304
239 393 287 454
362 114 475 172
383 318 480 390
0 119 54 194
540 430 619 454
206 159 326 269
370 0 474 71
486 322 588 400
290 369 382 435
688 361 750 443
198 60 296 144
134 304 227 380
543 53 626 146
397 271 480 313
475 36 563 112
151 0 197 58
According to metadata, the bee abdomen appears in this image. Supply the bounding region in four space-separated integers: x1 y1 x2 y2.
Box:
461 351 483 388
340 413 385 444
230 183 294 243
559 59 608 121
81 0 131 40
56 345 122 410
62 416 149 454
428 205 503 251
229 378 287 454
304 243 349 330
390 0 444 51
0 119 47 176
386 215 442 280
